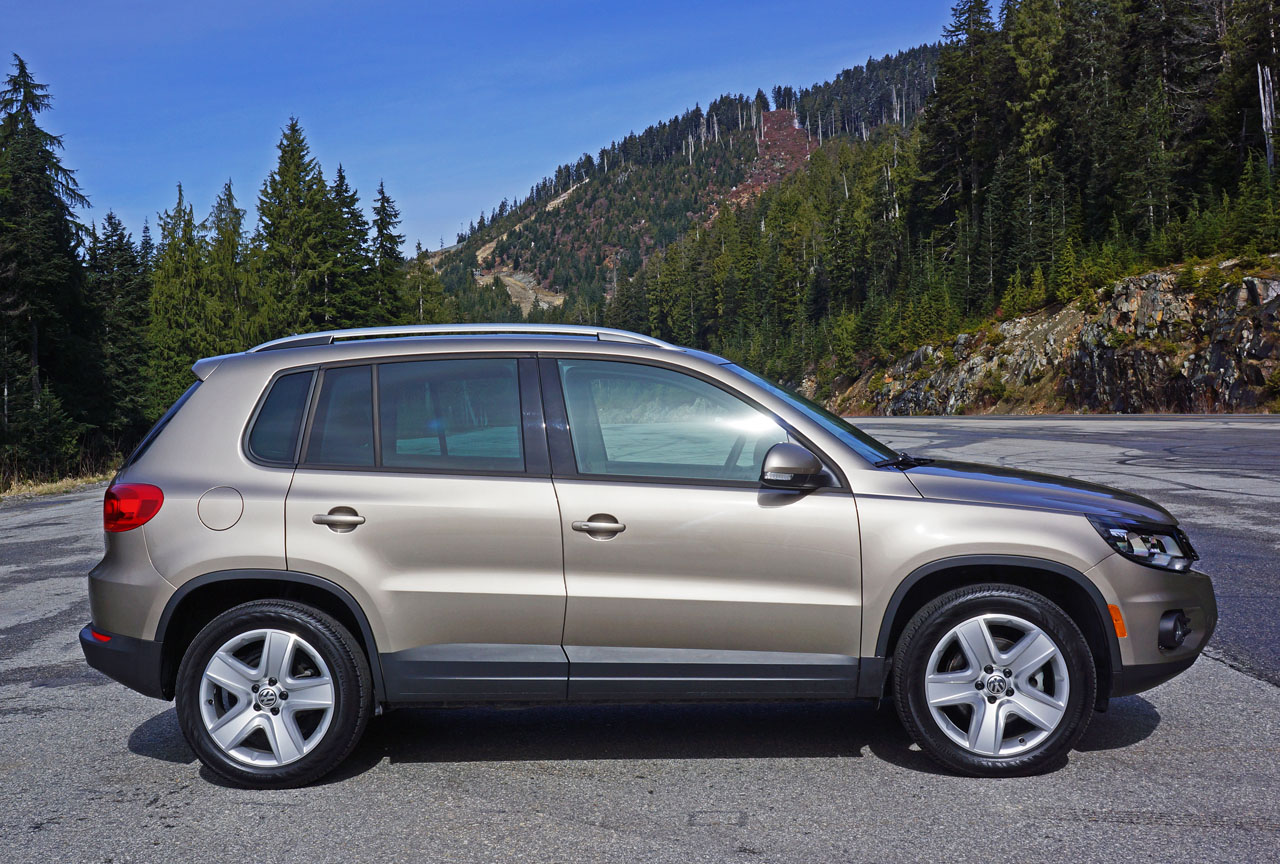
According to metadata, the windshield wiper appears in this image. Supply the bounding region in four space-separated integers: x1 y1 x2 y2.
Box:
874 451 935 469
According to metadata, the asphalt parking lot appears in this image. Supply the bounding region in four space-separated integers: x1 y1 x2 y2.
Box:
2 416 1278 863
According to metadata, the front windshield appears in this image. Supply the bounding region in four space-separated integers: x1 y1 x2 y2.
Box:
725 364 899 465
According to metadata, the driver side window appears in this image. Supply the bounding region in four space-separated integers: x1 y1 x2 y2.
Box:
557 359 789 482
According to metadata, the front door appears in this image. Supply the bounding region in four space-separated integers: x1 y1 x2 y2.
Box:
542 357 863 699
285 356 567 701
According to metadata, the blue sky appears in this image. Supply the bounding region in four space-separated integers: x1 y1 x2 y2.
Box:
4 0 951 251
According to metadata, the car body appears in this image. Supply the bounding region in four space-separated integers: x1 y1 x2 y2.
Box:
81 324 1217 785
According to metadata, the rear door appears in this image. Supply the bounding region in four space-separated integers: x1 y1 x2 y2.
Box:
542 356 863 700
284 355 568 701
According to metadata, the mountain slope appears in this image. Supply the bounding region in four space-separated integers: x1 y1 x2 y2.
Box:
430 45 940 312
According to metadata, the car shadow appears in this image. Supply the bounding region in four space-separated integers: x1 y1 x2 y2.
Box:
129 693 1162 785
128 707 196 764
1075 694 1162 751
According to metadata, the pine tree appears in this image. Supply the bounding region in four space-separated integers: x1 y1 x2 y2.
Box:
204 180 253 351
149 184 209 413
1027 263 1047 309
318 165 373 327
1050 234 1081 304
255 118 327 334
85 212 151 447
1002 266 1026 315
924 0 999 223
370 181 408 323
604 271 650 332
0 54 90 422
404 241 449 324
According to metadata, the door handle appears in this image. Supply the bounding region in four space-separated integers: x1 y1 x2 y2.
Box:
313 509 365 532
572 517 626 536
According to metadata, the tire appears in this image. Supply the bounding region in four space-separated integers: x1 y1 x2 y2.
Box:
892 584 1096 777
175 599 373 788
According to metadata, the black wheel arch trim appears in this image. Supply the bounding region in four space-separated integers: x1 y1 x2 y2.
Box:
871 554 1122 696
156 569 386 704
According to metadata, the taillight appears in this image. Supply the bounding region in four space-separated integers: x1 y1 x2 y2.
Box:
104 483 164 533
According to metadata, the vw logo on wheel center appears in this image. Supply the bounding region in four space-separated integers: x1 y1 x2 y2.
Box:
985 676 1008 696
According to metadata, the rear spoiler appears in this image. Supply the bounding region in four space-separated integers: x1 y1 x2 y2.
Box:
190 352 238 381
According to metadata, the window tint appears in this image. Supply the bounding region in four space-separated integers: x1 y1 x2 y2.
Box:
557 359 788 482
378 358 523 472
247 371 314 463
305 366 374 467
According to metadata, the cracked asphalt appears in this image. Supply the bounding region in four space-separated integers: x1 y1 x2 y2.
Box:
2 416 1278 863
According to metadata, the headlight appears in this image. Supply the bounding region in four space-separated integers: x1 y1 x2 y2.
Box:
1088 516 1199 572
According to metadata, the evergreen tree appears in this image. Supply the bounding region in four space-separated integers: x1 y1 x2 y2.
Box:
204 180 253 351
0 54 89 412
255 118 327 334
321 165 375 328
85 212 151 447
404 241 449 324
370 181 408 323
149 184 209 413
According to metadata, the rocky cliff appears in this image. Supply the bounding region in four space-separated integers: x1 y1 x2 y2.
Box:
831 257 1280 416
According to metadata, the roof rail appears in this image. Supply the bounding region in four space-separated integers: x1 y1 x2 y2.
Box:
248 324 678 353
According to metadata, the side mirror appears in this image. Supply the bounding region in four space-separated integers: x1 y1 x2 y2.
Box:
760 442 828 490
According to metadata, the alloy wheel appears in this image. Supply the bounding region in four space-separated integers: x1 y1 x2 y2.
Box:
923 613 1070 757
198 628 336 767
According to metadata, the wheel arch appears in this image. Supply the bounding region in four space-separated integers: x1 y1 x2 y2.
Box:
156 569 385 704
872 555 1120 709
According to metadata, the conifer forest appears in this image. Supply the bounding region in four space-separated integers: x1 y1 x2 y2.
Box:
2 0 1279 488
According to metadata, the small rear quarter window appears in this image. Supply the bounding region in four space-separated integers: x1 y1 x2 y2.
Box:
247 371 314 463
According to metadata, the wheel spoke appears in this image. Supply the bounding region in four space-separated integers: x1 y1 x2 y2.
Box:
925 672 980 708
284 680 334 711
1009 688 1067 732
208 704 258 751
955 617 997 671
205 652 256 695
263 712 304 764
1004 631 1059 679
967 697 1005 755
258 630 295 681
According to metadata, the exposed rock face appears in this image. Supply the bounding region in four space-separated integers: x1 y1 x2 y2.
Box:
835 261 1280 415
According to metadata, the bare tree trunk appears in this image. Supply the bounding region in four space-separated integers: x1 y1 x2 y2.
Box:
28 316 40 403
1261 64 1276 172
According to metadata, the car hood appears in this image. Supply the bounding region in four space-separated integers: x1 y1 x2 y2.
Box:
901 459 1176 524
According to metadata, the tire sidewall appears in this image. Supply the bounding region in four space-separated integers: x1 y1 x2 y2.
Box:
895 586 1096 776
175 601 370 788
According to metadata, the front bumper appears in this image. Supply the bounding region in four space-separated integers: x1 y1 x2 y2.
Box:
1088 554 1218 698
79 624 167 700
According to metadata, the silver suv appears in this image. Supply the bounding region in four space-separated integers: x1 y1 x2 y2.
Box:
81 325 1216 786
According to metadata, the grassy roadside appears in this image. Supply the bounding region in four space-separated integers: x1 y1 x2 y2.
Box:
0 470 114 502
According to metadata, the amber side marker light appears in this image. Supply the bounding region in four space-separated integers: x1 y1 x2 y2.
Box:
1108 604 1128 638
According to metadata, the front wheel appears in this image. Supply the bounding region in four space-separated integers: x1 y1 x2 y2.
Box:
892 584 1096 776
175 600 372 788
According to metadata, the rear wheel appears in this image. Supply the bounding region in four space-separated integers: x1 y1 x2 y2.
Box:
892 584 1096 776
176 600 372 788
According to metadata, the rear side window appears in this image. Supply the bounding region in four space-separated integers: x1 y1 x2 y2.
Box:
378 358 523 472
305 366 374 467
246 371 314 463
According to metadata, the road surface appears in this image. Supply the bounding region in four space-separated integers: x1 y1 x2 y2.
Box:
1 416 1277 863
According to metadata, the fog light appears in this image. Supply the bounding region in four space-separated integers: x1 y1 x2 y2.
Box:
1158 610 1192 650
